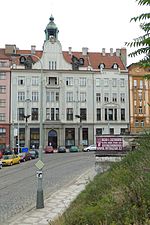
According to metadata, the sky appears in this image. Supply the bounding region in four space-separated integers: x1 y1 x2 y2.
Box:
0 0 148 66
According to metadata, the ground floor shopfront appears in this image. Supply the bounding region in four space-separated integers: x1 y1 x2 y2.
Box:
13 122 129 150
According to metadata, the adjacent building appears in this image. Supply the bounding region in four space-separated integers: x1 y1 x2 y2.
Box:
128 64 150 134
0 49 11 150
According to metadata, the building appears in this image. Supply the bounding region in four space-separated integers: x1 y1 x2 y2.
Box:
128 64 150 134
0 48 11 150
8 15 129 149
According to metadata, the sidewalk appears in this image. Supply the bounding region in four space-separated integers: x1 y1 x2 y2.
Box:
7 167 96 225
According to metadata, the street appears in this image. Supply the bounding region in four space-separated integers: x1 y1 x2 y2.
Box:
0 152 95 224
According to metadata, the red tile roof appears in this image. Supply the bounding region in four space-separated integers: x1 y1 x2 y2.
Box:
1 47 126 70
63 51 126 70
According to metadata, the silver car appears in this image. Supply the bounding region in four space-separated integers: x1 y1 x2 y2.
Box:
0 160 2 169
83 144 96 152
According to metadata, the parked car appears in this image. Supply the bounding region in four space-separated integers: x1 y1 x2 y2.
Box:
58 146 66 153
44 146 54 153
29 149 39 159
18 152 32 162
1 154 20 166
83 144 96 152
0 151 3 159
0 160 2 169
69 146 79 153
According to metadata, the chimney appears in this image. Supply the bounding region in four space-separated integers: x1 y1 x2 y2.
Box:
116 48 120 57
110 48 113 56
120 47 127 67
82 47 88 56
5 44 17 55
68 47 72 55
102 48 105 56
31 45 36 54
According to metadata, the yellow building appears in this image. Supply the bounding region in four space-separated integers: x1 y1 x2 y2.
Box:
128 64 150 134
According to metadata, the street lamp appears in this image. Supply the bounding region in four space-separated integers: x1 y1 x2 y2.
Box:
19 53 44 209
75 115 82 150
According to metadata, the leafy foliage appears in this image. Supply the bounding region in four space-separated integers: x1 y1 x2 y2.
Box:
51 133 150 225
125 0 150 67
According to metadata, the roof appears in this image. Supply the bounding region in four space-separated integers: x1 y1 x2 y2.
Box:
63 51 126 70
2 47 126 70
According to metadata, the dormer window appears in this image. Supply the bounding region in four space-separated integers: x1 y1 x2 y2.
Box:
79 58 84 65
112 63 119 69
98 63 105 70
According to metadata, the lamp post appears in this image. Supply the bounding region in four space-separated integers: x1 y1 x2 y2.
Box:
19 53 44 209
75 115 82 150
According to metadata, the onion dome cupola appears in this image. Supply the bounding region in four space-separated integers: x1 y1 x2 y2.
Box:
45 15 59 41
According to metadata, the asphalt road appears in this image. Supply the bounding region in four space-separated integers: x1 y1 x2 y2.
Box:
0 151 95 224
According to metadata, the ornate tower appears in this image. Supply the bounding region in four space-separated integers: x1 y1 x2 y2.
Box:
44 15 59 41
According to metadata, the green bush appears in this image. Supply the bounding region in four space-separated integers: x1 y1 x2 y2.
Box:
52 133 150 225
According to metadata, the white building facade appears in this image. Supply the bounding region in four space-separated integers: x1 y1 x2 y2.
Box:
10 16 129 149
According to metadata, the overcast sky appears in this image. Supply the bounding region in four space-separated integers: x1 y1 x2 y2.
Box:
0 0 148 66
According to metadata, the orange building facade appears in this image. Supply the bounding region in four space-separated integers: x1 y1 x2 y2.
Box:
128 64 150 134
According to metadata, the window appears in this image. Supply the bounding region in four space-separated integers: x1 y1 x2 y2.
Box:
96 108 101 121
66 77 73 86
18 76 25 85
80 78 86 86
32 92 39 101
18 92 25 101
96 78 101 86
31 108 38 121
120 93 125 103
32 76 39 86
121 108 125 120
104 78 109 86
49 61 57 70
0 72 6 79
0 128 6 137
0 99 6 107
104 93 109 102
46 108 50 120
66 92 73 102
120 79 125 87
0 113 5 121
138 91 142 100
80 108 87 121
51 92 54 102
80 92 86 102
110 128 114 135
112 63 118 69
96 128 102 135
135 120 139 127
18 108 25 121
67 108 73 121
47 108 60 121
0 86 6 93
112 78 117 87
51 108 54 120
140 80 143 89
112 93 117 102
133 80 137 88
47 77 57 85
96 93 101 102
139 106 143 114
141 120 144 127
56 108 59 120
56 92 59 101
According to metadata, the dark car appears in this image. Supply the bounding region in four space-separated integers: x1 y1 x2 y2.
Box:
58 146 66 153
18 152 32 162
69 146 79 152
29 149 39 159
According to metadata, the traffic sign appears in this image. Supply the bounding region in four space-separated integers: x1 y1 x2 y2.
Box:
35 160 44 170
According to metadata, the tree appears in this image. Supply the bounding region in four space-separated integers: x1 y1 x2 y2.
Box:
125 0 150 68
